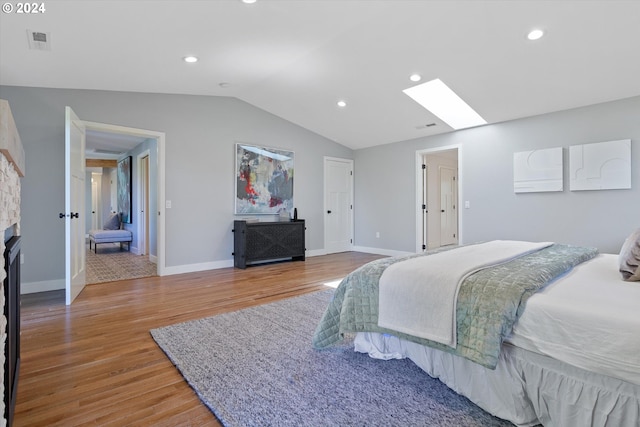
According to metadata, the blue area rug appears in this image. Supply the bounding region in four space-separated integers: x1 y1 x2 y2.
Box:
151 289 513 426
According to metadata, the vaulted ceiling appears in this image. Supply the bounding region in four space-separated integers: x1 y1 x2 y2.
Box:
1 0 639 150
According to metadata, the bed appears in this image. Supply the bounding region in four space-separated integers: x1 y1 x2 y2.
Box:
312 236 640 427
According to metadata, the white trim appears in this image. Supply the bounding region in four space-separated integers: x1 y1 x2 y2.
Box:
306 248 326 258
24 250 381 293
414 145 463 253
21 279 65 294
351 246 413 257
30 249 354 285
159 253 341 276
157 132 166 276
83 121 166 276
163 260 234 276
162 250 328 276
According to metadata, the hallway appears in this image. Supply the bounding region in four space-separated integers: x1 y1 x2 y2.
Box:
86 243 157 284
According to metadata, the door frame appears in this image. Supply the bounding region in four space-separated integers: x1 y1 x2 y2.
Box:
84 120 166 276
414 144 463 253
323 156 354 254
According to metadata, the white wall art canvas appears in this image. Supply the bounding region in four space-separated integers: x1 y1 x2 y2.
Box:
514 147 563 193
569 139 631 191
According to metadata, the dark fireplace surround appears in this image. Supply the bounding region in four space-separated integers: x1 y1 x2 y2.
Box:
3 236 21 426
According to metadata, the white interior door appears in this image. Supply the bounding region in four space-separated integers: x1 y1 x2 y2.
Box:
110 169 117 213
439 166 458 246
139 154 150 256
91 173 101 230
324 157 353 253
65 106 86 305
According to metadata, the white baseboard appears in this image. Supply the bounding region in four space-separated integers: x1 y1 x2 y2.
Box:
163 250 328 276
163 259 234 276
21 279 65 294
307 247 413 258
163 248 407 276
21 248 403 294
305 248 326 257
351 246 414 257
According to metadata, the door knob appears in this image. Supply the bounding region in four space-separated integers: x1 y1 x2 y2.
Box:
327 210 332 214
71 212 79 219
59 213 66 219
441 210 445 213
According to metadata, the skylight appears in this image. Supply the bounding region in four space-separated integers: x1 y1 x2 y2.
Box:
403 78 487 130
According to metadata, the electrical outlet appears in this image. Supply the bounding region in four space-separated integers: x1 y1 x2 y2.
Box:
376 232 380 238
165 200 172 209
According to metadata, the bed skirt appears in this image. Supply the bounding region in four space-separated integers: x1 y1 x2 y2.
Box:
354 332 640 427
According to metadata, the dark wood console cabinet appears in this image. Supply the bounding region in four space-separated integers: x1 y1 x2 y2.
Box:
233 220 305 269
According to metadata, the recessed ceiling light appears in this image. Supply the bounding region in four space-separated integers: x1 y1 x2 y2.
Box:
242 0 257 4
409 74 422 82
183 56 198 63
403 78 487 130
527 29 544 41
337 100 347 108
219 82 231 88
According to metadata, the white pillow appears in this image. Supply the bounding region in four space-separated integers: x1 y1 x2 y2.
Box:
619 229 640 281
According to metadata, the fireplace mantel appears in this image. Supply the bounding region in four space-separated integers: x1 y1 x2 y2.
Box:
0 99 24 178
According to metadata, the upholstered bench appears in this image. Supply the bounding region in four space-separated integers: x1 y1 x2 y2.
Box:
88 212 133 253
89 229 133 253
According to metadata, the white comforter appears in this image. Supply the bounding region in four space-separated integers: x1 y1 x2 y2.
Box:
378 240 552 347
507 253 640 385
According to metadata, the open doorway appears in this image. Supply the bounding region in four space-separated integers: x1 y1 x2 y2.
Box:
84 121 165 283
415 146 461 252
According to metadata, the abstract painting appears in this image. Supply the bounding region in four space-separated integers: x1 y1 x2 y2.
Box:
235 144 294 215
569 139 631 191
117 156 132 223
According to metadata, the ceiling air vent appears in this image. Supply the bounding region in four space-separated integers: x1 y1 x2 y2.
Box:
27 30 51 50
94 149 124 155
415 123 437 130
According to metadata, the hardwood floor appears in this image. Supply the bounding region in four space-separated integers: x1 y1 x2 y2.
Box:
16 252 384 426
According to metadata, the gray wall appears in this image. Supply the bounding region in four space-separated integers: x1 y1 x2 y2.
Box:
0 86 353 285
4 84 638 286
354 95 640 254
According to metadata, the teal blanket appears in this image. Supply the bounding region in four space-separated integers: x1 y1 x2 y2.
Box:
312 243 598 369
